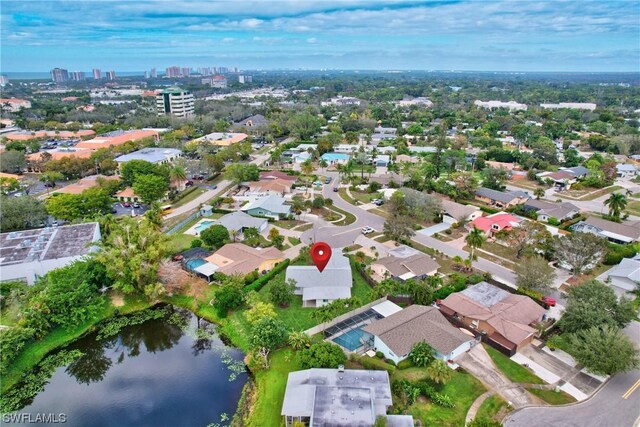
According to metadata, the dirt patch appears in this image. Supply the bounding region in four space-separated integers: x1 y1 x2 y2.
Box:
111 293 125 307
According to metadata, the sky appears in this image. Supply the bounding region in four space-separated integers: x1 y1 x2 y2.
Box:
1 0 639 73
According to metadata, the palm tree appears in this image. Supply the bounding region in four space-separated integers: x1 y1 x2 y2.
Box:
426 360 452 384
288 331 311 350
604 192 628 220
301 159 314 177
319 159 328 172
534 188 545 199
169 166 187 191
465 226 486 264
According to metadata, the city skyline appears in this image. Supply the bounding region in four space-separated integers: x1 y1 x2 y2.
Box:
1 0 639 72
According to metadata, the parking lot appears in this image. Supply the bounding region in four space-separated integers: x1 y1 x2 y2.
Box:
112 202 149 217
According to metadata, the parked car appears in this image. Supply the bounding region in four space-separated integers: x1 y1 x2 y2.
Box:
123 202 131 208
372 198 384 206
192 175 204 180
333 187 339 192
361 226 375 235
185 180 194 187
541 296 556 307
44 182 55 188
133 202 140 208
325 177 332 184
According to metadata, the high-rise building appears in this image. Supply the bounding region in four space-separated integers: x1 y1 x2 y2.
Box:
0 75 10 85
144 71 149 79
150 68 157 78
238 75 253 84
181 67 191 77
156 87 194 117
166 66 181 78
106 71 116 80
93 68 102 79
50 68 69 83
70 71 86 81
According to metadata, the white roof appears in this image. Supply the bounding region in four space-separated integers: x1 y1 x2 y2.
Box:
303 286 352 301
372 300 403 318
194 262 218 276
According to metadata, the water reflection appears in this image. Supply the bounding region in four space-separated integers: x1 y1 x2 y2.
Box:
5 306 247 427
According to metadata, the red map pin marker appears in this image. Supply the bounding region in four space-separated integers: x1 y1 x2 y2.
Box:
310 242 332 273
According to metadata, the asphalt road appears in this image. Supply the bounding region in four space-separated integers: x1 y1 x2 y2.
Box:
505 321 640 427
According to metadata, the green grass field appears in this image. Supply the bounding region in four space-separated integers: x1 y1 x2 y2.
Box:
527 387 576 405
476 394 510 422
484 344 544 384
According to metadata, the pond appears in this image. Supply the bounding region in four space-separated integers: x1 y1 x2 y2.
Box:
2 306 248 427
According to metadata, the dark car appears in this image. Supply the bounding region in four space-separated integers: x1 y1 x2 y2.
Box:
185 180 194 187
333 187 339 192
325 177 332 184
44 182 55 188
133 202 140 208
192 175 204 180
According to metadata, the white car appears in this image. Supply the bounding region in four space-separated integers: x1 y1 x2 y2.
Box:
361 226 375 235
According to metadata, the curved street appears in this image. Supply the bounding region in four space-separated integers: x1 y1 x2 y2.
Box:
505 322 640 427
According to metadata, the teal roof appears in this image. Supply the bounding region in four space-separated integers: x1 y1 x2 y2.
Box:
160 87 188 94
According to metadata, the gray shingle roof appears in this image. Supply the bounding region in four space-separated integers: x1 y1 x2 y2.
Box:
286 252 352 301
476 187 529 204
374 253 440 278
214 211 267 231
363 305 472 357
241 195 291 214
524 199 579 219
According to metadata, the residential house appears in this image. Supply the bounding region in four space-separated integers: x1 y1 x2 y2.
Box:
320 152 350 165
241 195 291 219
281 368 412 427
475 187 529 208
395 154 419 164
523 199 580 223
334 144 360 154
236 114 268 129
572 216 640 244
213 211 268 234
202 243 284 278
439 198 483 224
285 251 352 307
469 212 522 235
259 170 297 182
363 305 475 364
616 164 638 178
246 178 293 196
0 223 101 284
114 147 182 165
439 281 546 355
372 154 391 167
408 146 437 154
597 256 640 297
371 253 440 281
0 98 31 112
537 171 578 190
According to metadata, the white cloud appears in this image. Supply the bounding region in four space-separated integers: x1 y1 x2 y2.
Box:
306 37 317 44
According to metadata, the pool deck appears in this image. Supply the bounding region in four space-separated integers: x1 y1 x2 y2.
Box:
184 218 216 236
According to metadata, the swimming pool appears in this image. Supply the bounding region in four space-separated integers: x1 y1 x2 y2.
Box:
186 258 206 272
195 220 216 233
332 328 371 351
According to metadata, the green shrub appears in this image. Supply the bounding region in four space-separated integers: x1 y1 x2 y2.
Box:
190 239 202 248
356 354 396 373
604 243 638 265
244 259 291 293
299 341 346 369
547 217 560 226
376 351 385 359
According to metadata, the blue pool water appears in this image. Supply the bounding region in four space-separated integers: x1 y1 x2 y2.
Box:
195 220 215 233
332 328 370 351
186 258 206 271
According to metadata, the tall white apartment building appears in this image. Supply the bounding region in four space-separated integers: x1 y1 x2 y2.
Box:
156 87 195 117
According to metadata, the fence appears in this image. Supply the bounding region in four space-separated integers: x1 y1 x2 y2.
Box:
303 296 388 336
166 211 201 235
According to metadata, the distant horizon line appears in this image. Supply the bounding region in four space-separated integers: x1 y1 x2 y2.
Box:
3 69 640 75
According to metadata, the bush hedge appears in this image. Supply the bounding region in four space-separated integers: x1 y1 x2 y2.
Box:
243 259 291 294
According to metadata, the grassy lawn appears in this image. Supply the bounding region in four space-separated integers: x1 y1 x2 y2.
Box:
484 344 544 385
560 185 622 201
294 223 314 232
508 180 546 191
476 394 510 422
527 387 576 405
167 233 195 254
170 187 207 208
478 241 520 264
626 201 640 217
405 369 487 427
249 348 302 427
370 207 390 219
288 237 301 246
1 294 151 393
273 220 305 229
329 205 357 226
338 188 358 205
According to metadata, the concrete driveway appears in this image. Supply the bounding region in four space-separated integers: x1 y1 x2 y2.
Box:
456 345 537 408
416 222 451 236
